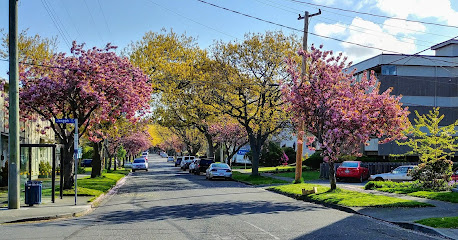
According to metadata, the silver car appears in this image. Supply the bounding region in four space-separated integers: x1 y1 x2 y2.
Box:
132 158 148 172
369 165 416 182
206 163 232 180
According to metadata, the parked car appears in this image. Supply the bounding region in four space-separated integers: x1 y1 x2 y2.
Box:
369 165 416 182
159 151 168 158
180 158 194 171
167 156 175 162
336 161 370 182
80 159 92 167
195 158 215 175
175 157 183 167
451 169 457 181
132 158 148 172
189 159 200 173
124 162 132 169
206 163 232 180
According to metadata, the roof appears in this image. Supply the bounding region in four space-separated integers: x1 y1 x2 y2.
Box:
431 38 458 50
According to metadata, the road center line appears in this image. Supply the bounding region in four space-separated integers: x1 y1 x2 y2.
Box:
243 221 280 240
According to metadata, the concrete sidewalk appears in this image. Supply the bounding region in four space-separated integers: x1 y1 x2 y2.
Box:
261 172 458 240
0 195 93 224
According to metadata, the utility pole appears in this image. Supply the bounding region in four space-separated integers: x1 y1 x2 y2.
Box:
295 9 321 183
8 0 20 209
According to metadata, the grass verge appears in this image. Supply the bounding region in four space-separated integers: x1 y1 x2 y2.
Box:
365 181 458 203
269 183 433 208
233 165 310 173
274 170 320 181
232 171 289 185
42 169 130 202
416 216 458 228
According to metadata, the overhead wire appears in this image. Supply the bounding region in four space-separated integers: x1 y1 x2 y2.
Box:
195 0 458 66
286 0 458 29
265 0 456 39
41 0 72 49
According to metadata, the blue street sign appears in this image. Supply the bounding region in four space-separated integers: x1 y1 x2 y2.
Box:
55 118 75 124
237 149 249 155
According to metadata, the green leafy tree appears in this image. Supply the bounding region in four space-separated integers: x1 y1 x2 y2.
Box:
397 107 457 189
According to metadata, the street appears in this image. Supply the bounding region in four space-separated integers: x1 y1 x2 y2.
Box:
0 154 442 240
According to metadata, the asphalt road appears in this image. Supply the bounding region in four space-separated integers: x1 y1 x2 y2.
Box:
0 154 443 240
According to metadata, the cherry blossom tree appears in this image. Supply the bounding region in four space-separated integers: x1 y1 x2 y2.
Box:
121 131 152 160
19 42 152 189
208 116 248 164
282 45 410 189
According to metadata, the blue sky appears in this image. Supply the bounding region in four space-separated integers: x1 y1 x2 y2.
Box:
1 0 457 79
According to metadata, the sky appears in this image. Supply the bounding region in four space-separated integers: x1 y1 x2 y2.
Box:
0 0 457 79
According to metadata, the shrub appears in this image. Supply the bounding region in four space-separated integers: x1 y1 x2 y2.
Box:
410 159 453 190
39 161 52 177
304 152 323 169
259 141 283 167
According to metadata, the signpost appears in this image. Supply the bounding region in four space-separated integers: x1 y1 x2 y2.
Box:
55 118 78 205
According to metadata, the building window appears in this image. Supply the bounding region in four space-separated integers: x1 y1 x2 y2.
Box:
381 65 397 75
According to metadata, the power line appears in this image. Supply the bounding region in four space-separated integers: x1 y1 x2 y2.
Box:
195 0 458 66
259 0 456 39
97 0 113 39
144 0 237 39
83 0 105 43
286 0 458 29
41 0 72 49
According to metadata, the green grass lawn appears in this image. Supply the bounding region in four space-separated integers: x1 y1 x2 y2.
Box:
270 183 433 208
232 171 289 185
274 170 320 181
42 169 130 202
365 181 458 203
416 216 458 228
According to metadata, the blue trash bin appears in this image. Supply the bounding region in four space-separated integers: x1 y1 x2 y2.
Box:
25 180 42 206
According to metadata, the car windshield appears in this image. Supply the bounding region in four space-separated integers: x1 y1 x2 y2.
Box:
213 163 229 169
133 159 145 163
341 162 358 168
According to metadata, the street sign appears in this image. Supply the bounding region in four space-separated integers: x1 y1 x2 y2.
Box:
77 147 82 159
55 118 75 124
237 149 249 155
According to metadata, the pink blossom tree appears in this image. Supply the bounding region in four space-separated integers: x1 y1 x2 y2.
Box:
208 116 248 164
282 45 410 189
121 131 152 160
19 42 152 189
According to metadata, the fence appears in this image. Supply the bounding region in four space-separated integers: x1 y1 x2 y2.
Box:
319 162 418 179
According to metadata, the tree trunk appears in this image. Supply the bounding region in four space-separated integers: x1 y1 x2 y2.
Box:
62 144 74 189
91 141 103 178
205 133 215 157
114 156 117 171
249 135 261 176
328 161 337 190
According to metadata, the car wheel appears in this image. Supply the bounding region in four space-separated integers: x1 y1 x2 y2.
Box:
146 169 148 172
375 177 383 181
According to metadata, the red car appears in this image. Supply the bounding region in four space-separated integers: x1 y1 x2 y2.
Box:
452 170 458 182
336 161 370 182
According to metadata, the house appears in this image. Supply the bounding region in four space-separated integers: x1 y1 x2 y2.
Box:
0 78 55 186
349 38 458 157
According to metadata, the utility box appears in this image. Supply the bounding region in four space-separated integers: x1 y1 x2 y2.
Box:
25 180 42 206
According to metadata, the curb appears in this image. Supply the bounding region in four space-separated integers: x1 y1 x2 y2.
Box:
266 188 454 240
1 173 131 225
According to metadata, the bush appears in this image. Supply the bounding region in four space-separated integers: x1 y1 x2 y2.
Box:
303 152 323 170
410 159 453 190
282 147 296 165
259 142 283 167
39 161 52 177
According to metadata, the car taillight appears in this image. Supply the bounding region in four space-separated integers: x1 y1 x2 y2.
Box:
211 169 217 171
197 165 200 167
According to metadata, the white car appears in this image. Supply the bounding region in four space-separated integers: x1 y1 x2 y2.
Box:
132 158 148 172
206 163 232 180
167 156 175 162
369 165 416 182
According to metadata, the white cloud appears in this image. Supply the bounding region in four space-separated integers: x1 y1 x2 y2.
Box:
375 0 458 27
383 19 426 35
338 17 417 64
314 23 347 37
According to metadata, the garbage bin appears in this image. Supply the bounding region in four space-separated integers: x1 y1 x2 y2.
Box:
25 180 42 206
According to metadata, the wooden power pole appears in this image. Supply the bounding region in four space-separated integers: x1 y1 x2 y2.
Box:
295 10 321 183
